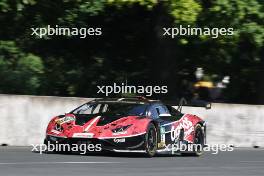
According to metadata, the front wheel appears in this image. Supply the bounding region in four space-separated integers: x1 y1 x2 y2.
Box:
144 123 157 157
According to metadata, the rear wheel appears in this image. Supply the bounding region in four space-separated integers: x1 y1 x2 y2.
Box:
193 124 205 156
144 123 157 157
182 124 205 156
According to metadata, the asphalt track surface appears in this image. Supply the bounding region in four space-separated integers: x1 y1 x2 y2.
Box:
0 147 263 176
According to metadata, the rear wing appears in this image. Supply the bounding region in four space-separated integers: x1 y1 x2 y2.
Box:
164 98 211 113
185 99 211 109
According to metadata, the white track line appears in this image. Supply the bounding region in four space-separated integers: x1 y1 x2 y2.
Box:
239 161 264 163
0 161 122 165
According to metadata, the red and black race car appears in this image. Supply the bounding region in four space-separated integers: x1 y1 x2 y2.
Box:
45 97 208 157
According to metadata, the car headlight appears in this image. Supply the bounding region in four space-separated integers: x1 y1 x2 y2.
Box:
54 123 63 131
112 125 132 134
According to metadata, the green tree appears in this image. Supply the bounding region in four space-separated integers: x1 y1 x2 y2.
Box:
0 41 44 94
0 0 264 103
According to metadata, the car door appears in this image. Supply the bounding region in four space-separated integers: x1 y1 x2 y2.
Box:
157 104 187 146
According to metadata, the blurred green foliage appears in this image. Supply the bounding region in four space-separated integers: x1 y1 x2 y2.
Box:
169 0 202 23
0 41 43 94
0 0 264 104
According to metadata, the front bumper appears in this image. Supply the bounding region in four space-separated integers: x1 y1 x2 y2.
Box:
45 133 146 152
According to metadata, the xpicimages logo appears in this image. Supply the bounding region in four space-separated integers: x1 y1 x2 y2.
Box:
31 141 102 154
163 25 234 39
31 25 102 38
164 142 234 155
97 83 168 96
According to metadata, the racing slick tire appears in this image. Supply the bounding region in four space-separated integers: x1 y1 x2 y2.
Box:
144 123 157 157
182 124 205 156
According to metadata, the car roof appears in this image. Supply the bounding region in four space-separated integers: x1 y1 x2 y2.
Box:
90 97 161 105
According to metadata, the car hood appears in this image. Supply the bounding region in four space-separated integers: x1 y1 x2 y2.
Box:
73 113 136 126
47 114 151 139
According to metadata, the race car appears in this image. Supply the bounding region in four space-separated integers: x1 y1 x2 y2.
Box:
44 97 208 157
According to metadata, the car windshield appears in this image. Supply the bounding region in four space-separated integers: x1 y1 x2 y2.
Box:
71 102 148 116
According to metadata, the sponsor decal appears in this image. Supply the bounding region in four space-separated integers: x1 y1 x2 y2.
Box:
171 116 193 142
72 133 94 138
159 127 166 147
113 138 126 143
112 131 127 135
56 115 75 125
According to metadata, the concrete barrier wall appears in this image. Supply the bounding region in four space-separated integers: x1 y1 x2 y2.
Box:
180 104 264 147
0 94 263 147
0 94 92 146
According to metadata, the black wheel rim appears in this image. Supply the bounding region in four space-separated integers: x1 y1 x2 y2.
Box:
195 128 204 152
